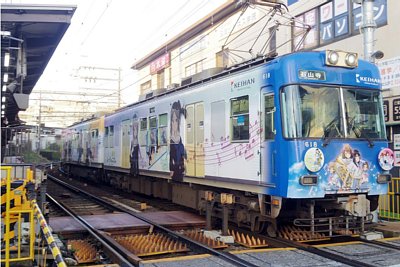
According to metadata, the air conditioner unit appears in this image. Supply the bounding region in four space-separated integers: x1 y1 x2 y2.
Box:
167 83 180 90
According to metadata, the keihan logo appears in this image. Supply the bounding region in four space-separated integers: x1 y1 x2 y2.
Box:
231 78 255 90
356 74 380 84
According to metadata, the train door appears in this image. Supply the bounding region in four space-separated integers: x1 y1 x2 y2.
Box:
185 102 205 177
121 120 131 168
261 92 277 184
90 129 97 162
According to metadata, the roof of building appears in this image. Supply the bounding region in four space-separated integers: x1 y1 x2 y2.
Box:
1 4 76 126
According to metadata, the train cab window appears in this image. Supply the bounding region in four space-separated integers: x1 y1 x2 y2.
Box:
149 116 157 146
281 85 340 138
231 95 249 141
140 118 148 146
264 95 275 140
158 113 168 145
281 84 386 140
343 89 386 139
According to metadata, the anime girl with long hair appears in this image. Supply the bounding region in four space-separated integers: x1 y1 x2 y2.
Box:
169 101 185 181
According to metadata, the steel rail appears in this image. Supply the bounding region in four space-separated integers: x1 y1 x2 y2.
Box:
353 237 400 251
48 174 258 267
264 236 376 267
46 193 137 267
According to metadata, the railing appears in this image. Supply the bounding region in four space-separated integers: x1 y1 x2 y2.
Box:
379 177 400 220
1 166 35 267
1 164 66 267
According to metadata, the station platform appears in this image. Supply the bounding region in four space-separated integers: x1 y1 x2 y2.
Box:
374 221 400 237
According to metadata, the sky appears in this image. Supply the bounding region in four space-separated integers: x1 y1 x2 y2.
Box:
2 0 227 104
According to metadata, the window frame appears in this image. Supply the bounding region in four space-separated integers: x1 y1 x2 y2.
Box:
158 113 168 146
230 95 250 142
264 94 276 140
280 84 387 140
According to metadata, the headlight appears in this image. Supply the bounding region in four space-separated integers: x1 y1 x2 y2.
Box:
327 51 339 65
325 50 358 68
345 53 358 67
377 174 391 184
300 175 318 185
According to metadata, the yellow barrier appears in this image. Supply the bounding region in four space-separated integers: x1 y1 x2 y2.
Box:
379 177 400 220
2 166 12 267
1 166 36 266
32 200 67 267
1 165 67 267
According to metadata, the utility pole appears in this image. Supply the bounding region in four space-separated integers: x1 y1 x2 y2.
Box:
118 67 121 108
356 0 384 63
37 91 42 153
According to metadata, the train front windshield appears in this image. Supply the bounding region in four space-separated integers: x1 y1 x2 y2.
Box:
281 84 386 140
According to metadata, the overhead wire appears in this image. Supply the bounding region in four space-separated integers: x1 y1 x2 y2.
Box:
89 2 297 104
80 0 114 46
45 1 310 123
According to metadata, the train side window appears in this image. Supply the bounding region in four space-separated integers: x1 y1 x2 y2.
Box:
231 95 249 141
140 118 148 146
211 100 226 142
149 116 158 146
264 94 276 140
158 113 168 145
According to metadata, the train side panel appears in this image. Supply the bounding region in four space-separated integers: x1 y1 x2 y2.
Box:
103 66 269 184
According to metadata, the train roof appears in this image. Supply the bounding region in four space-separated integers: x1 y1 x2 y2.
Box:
115 52 279 116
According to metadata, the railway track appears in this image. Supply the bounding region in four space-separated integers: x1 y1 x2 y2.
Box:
253 229 400 267
47 170 400 267
47 174 259 267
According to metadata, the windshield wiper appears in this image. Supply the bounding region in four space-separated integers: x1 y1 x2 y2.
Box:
322 116 342 147
348 119 374 147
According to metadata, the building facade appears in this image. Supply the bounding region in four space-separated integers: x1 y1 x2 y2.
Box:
132 0 400 174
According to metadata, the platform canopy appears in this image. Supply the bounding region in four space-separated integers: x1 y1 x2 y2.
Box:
1 4 76 127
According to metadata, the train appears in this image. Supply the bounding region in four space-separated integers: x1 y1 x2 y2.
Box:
61 50 392 237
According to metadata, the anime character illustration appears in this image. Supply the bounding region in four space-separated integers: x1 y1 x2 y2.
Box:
361 162 369 185
85 132 92 164
352 150 365 189
378 148 394 171
130 115 140 176
77 130 83 163
304 147 324 172
326 144 371 192
169 100 186 181
148 128 157 165
327 162 341 189
335 144 358 189
67 140 72 160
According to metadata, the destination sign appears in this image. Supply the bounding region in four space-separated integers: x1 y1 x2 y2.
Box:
298 70 326 81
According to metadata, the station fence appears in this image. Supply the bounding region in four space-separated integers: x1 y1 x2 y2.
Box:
379 177 400 220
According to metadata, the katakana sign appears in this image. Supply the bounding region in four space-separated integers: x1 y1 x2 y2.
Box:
294 0 387 50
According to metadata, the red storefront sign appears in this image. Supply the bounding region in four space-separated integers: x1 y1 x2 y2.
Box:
150 53 170 74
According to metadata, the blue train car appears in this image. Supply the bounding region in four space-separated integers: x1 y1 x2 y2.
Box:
62 50 392 236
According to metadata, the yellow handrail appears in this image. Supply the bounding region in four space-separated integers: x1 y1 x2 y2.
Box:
379 177 400 220
1 166 12 267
